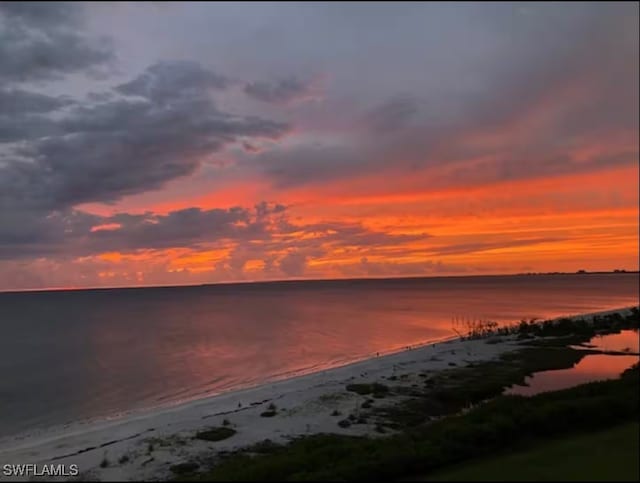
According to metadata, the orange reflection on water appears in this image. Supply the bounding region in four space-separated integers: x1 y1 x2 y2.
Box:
586 330 639 353
506 353 639 397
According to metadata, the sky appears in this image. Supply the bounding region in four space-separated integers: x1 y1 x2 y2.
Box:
0 2 638 291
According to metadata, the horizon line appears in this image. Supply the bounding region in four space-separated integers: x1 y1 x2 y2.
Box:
0 269 637 295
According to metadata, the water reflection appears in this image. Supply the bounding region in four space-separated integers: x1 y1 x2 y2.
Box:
505 331 639 397
573 329 639 353
0 273 637 438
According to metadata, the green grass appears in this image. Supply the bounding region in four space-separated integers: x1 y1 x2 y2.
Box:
426 422 640 481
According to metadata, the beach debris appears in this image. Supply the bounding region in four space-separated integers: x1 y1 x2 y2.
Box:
361 399 374 409
118 454 130 464
345 382 389 397
337 419 351 428
194 427 237 442
261 402 278 417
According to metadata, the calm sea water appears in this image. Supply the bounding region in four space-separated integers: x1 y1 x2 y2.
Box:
0 274 637 440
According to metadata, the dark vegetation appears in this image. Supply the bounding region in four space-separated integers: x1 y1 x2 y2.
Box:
180 365 639 481
178 309 639 481
194 427 237 442
453 306 639 342
260 403 278 417
245 439 282 455
346 382 389 397
427 422 639 481
170 462 200 476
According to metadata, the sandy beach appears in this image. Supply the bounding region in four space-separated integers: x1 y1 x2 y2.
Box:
0 307 635 482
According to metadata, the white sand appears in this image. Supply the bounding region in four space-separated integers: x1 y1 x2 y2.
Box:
0 307 635 482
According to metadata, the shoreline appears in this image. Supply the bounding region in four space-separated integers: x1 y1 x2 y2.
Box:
0 331 462 454
0 306 636 481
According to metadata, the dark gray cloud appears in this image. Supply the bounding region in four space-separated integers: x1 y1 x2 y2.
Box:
0 56 289 267
244 77 313 104
0 203 274 260
0 201 424 272
0 88 73 115
116 61 230 103
365 96 420 133
0 61 288 216
249 3 638 190
251 143 366 188
0 209 100 260
0 114 60 142
0 2 82 28
0 87 72 141
0 2 293 274
0 2 114 85
91 203 280 252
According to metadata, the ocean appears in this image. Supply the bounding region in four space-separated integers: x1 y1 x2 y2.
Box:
0 273 637 441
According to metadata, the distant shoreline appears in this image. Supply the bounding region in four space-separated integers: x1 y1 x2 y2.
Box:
1 270 638 295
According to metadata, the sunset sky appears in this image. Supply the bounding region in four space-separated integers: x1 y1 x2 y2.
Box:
0 2 638 291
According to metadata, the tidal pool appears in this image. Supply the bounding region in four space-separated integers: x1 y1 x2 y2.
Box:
505 330 639 397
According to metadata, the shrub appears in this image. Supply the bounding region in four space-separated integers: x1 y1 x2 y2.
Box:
338 419 352 428
362 399 374 409
194 427 237 442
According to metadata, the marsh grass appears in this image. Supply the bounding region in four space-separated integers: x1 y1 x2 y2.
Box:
456 308 639 342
